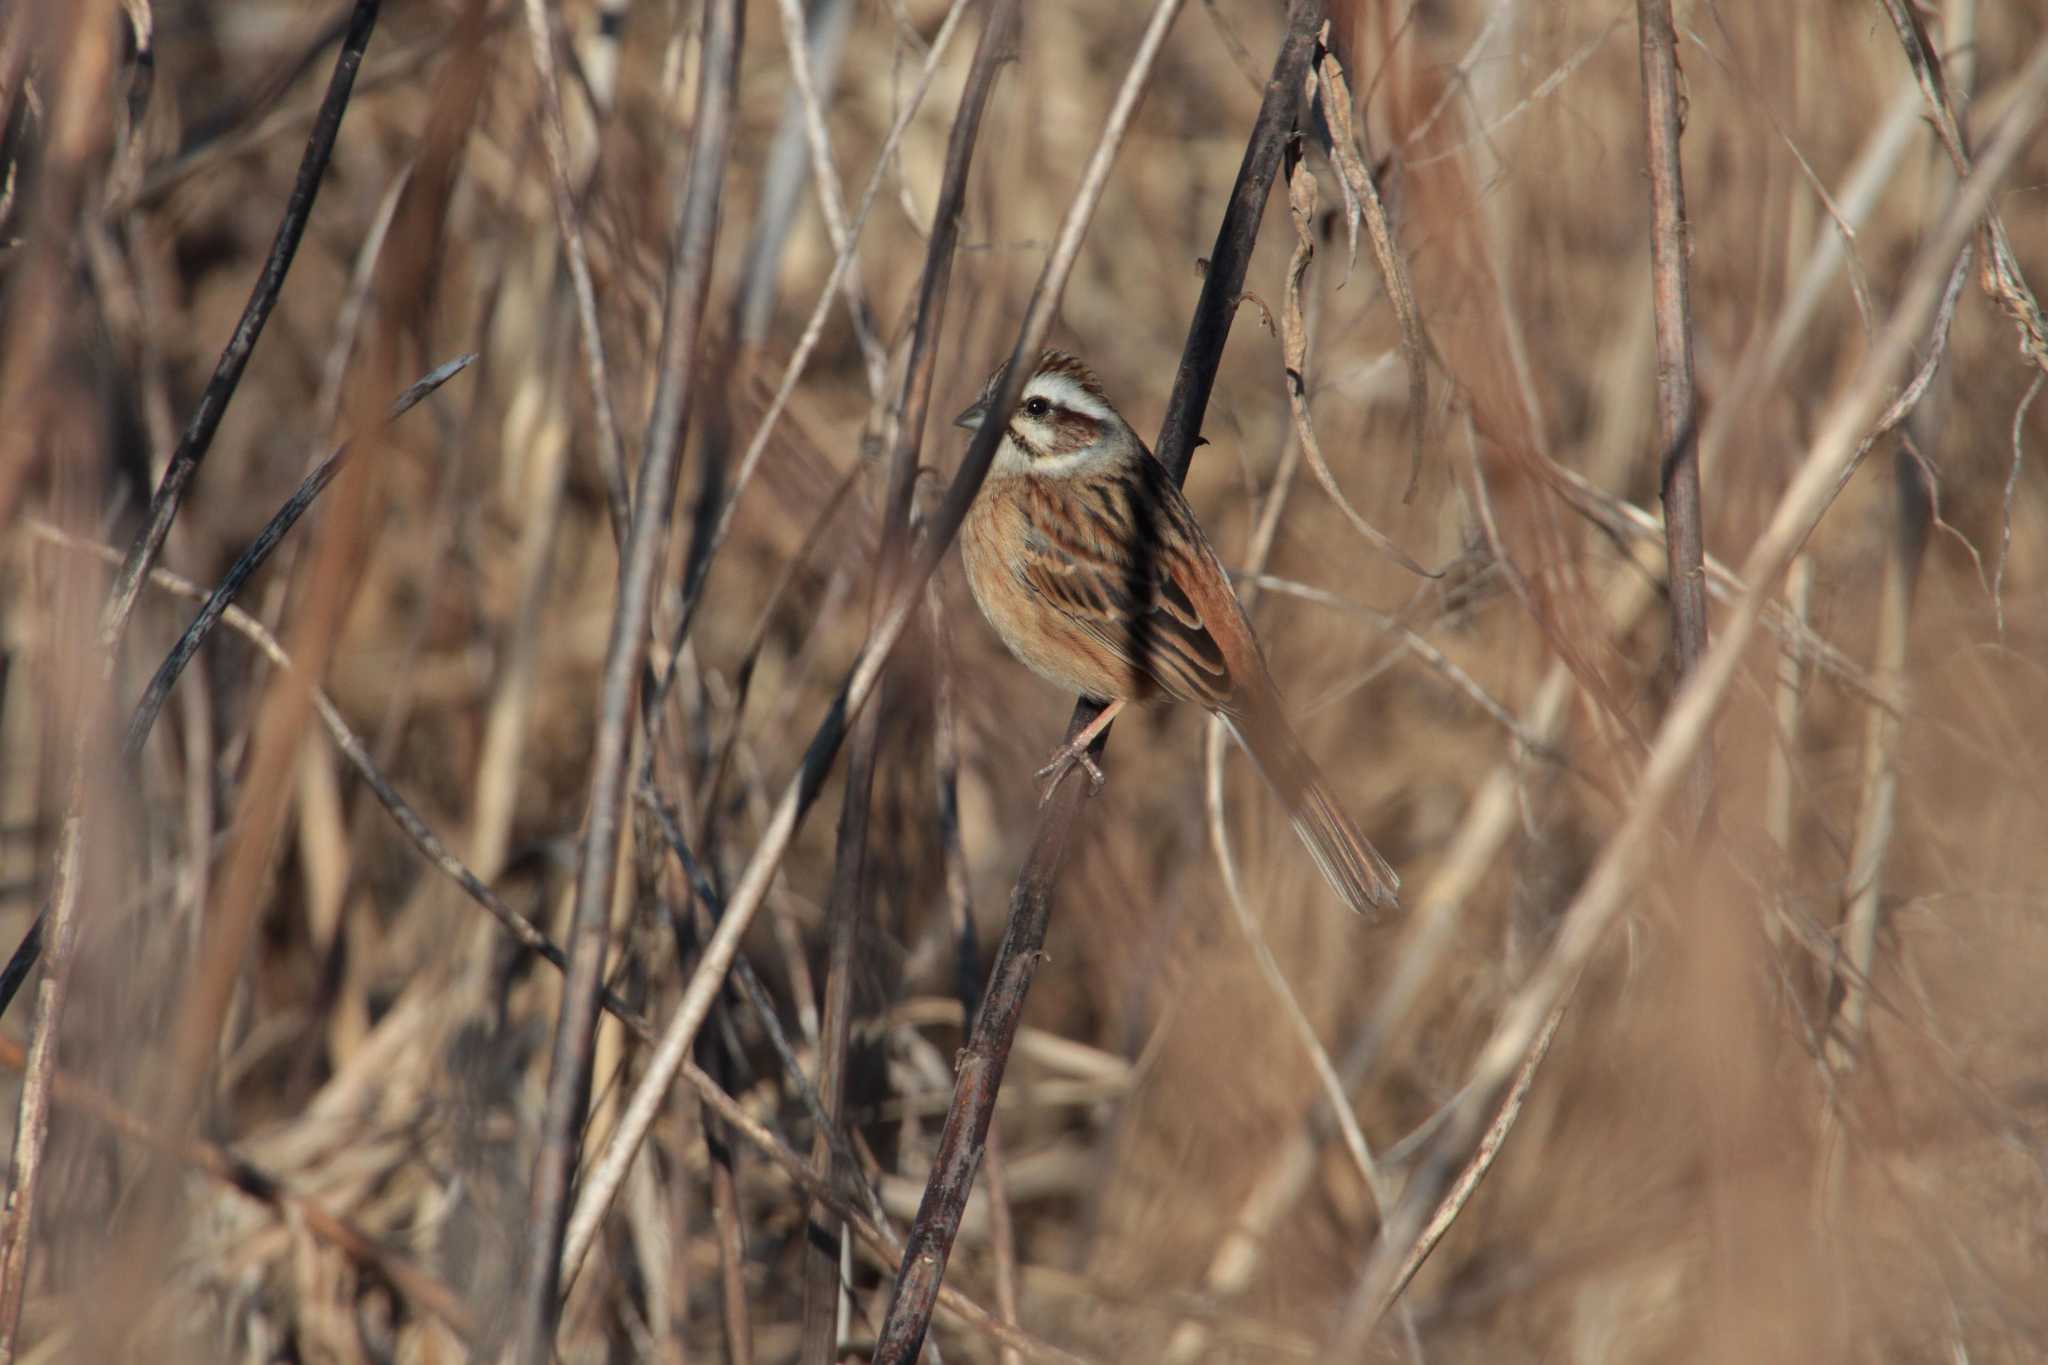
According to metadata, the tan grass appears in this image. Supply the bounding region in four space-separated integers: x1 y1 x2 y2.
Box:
1 0 2046 1360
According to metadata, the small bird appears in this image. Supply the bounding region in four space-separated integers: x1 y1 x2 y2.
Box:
955 349 1399 914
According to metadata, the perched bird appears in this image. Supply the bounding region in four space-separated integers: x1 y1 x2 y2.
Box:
955 349 1398 914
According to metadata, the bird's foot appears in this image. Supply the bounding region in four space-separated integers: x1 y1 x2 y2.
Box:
1034 740 1105 805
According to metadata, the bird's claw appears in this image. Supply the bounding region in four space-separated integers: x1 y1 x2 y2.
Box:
1035 741 1105 805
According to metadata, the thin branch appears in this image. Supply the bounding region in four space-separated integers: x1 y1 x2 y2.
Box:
666 0 971 656
1993 374 2042 635
121 355 474 762
97 0 382 649
1825 0 1977 1073
772 0 889 398
875 2 1314 1357
803 3 1018 1353
1332 41 2048 1339
1637 0 1711 832
1330 997 1570 1349
550 1 1192 1350
0 6 382 1350
739 0 859 345
0 1033 478 1345
519 0 631 541
509 0 743 1357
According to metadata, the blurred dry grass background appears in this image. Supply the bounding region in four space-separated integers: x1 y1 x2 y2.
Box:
2 0 2047 1360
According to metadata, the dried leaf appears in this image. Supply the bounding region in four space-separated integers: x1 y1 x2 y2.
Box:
1314 27 1431 503
1281 147 1436 581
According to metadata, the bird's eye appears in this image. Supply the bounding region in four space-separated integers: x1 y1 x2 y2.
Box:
1022 396 1051 418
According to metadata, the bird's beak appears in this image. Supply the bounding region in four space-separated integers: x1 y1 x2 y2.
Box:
953 398 988 433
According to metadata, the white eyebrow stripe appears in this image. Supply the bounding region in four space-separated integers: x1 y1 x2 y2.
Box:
1026 372 1113 420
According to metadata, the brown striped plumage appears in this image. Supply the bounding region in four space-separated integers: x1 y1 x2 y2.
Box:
955 351 1399 914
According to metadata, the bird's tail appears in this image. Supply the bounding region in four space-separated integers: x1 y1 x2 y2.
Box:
1223 702 1399 917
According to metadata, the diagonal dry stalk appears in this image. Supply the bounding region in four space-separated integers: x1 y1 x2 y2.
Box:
508 0 744 1357
518 0 630 541
664 0 972 657
1874 0 2048 379
802 10 1020 1354
0 3 383 1351
772 0 889 399
1328 36 2048 1347
872 2 1324 1356
0 1032 479 1344
1636 0 1712 833
548 0 1188 1305
1825 0 1981 1079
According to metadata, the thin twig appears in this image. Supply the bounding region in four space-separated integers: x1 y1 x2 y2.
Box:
875 3 1312 1357
1331 997 1570 1349
1825 0 1978 1073
122 355 474 762
665 0 970 656
98 0 382 648
803 5 1019 1353
509 0 743 1357
0 7 382 1351
739 0 859 345
1636 0 1711 833
519 0 631 541
772 0 889 397
1331 43 2048 1340
0 1033 479 1345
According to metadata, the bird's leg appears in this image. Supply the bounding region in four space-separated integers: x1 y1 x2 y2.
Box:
1035 700 1126 803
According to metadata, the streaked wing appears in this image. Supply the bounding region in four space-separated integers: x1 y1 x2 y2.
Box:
1012 457 1245 711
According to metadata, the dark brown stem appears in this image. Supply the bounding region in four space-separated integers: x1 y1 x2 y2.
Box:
0 355 473 1026
872 2 1324 1357
803 9 1017 1355
0 5 382 1349
508 0 743 1359
97 0 382 650
1636 0 1712 831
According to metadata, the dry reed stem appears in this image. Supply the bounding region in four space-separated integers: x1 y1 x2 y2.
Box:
875 3 1324 1353
1824 0 1981 1077
771 0 889 399
1765 554 1815 947
0 1034 478 1344
1636 0 1711 831
804 7 1020 1350
0 5 380 1349
10 526 1072 1360
668 0 971 650
511 0 744 1354
518 0 629 541
1333 39 2048 1344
